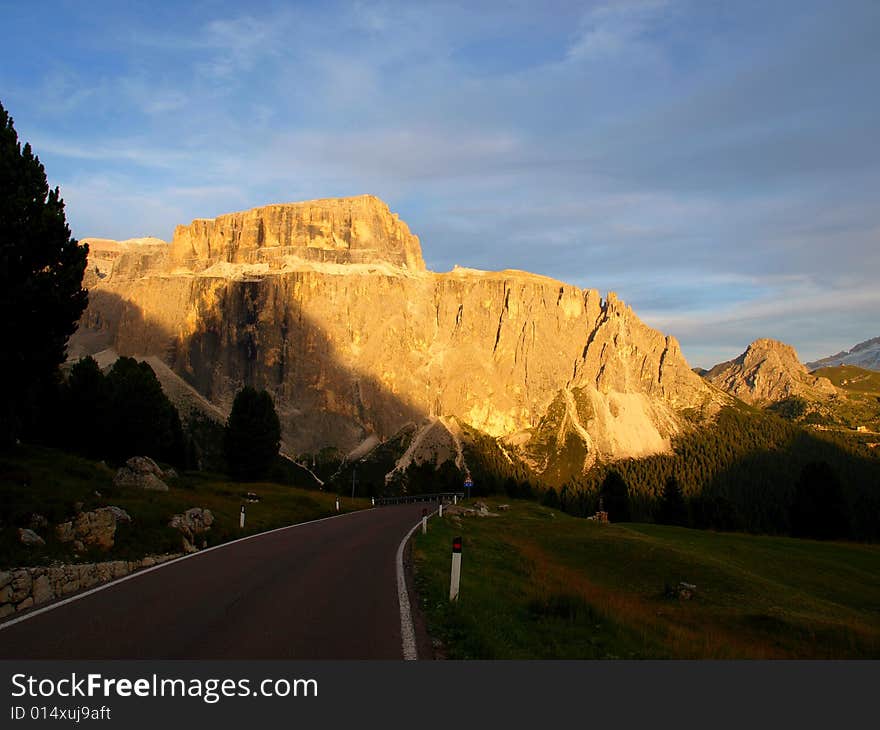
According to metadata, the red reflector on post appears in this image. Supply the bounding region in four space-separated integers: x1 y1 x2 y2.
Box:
452 537 462 553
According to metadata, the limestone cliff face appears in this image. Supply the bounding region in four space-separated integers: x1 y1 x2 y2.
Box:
705 338 836 406
168 195 425 272
80 237 169 288
72 196 719 479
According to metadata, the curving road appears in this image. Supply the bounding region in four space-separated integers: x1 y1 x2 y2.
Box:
0 503 430 659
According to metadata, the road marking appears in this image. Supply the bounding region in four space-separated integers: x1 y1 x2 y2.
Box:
396 508 436 661
0 508 368 632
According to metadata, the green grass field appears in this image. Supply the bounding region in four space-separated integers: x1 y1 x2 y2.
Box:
814 365 880 395
413 500 880 659
807 365 880 432
0 445 369 569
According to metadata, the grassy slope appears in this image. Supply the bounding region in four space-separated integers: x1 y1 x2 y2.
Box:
805 365 880 431
413 500 880 659
814 365 880 394
0 445 369 569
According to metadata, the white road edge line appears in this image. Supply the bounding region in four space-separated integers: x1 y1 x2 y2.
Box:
0 507 368 632
396 508 437 661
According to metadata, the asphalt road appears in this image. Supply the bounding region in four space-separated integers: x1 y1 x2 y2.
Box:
0 503 431 659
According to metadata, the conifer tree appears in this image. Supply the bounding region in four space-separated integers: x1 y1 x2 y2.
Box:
224 387 281 480
600 470 631 522
0 101 88 444
657 474 688 526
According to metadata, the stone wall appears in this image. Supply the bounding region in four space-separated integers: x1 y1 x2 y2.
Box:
0 553 182 620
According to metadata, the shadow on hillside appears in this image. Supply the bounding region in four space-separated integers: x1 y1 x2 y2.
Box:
74 281 428 461
700 427 880 540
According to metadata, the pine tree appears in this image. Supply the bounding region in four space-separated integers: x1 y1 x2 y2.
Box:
657 475 688 526
224 387 281 480
62 356 109 456
104 357 185 465
541 487 560 509
599 469 631 522
0 101 88 444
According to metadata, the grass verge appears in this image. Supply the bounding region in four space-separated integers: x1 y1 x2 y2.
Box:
1 444 369 569
413 500 880 658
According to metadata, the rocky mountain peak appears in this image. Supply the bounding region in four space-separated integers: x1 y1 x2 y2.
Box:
705 338 836 406
169 194 426 273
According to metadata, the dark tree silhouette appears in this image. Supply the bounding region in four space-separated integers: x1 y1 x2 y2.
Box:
0 100 88 444
541 487 560 509
657 475 688 526
599 470 631 522
62 356 109 456
104 357 184 465
790 461 850 540
224 387 281 480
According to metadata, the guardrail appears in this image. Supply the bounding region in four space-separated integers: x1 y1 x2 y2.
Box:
376 492 465 506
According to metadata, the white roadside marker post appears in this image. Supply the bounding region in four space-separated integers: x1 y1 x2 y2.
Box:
449 536 462 602
439 502 443 517
239 504 246 529
372 497 375 507
422 508 428 535
336 497 340 512
453 495 457 505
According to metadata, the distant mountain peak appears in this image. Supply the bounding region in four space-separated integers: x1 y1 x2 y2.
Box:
807 336 880 371
704 338 835 406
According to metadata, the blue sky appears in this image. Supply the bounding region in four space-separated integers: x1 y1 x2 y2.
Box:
2 0 878 368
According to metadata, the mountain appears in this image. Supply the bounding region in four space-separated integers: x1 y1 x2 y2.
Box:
71 195 722 486
806 337 880 371
704 338 836 406
702 339 880 432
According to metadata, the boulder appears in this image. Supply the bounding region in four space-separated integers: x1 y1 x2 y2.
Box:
75 508 121 550
18 528 45 547
169 508 214 553
55 521 75 542
56 507 130 551
105 506 132 524
113 456 171 491
442 503 498 518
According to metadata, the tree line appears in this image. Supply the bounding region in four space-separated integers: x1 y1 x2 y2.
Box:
542 406 880 540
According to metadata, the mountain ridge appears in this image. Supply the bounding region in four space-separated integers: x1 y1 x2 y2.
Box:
806 336 880 371
71 195 723 485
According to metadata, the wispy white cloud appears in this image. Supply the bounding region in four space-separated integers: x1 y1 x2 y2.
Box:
29 135 195 170
565 0 671 62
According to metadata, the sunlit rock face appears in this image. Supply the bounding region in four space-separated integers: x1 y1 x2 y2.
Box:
168 194 425 273
705 338 836 406
72 195 720 478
